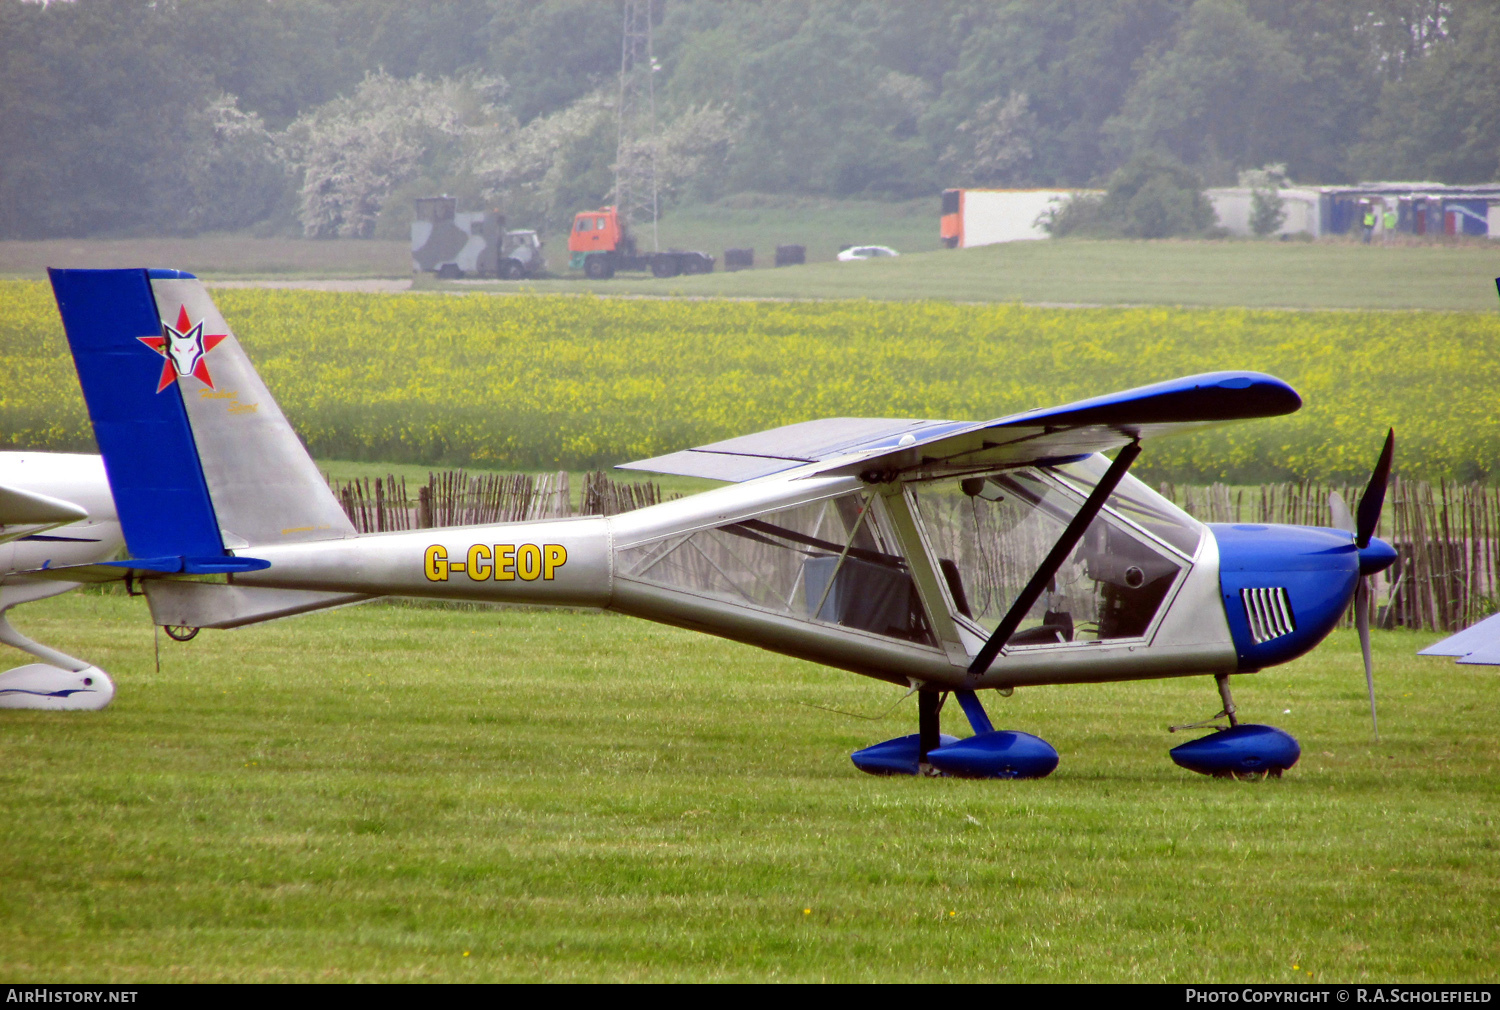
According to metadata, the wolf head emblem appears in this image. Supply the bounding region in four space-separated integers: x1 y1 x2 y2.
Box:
139 305 227 392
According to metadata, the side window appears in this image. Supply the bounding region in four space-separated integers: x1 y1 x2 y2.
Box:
576 218 591 232
910 467 1187 645
595 217 608 230
616 492 937 646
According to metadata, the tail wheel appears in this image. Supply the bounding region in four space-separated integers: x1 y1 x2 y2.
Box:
164 625 199 642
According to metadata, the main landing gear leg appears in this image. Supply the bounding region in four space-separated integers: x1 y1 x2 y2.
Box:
917 690 945 774
849 686 1058 778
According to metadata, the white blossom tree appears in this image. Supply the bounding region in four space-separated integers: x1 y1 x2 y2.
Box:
281 72 511 238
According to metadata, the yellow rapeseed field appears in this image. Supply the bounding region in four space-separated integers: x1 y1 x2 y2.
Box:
2 280 1496 482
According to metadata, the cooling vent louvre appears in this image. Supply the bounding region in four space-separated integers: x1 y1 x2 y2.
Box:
1241 587 1296 645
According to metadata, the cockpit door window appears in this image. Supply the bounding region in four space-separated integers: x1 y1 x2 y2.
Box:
909 466 1188 646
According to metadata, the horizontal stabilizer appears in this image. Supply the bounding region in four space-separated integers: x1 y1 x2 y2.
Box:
1418 612 1500 665
618 372 1300 482
23 556 270 582
0 484 89 544
144 582 374 630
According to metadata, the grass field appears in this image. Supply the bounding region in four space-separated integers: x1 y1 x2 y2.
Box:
5 228 1498 312
0 592 1494 982
444 238 1500 312
0 237 410 280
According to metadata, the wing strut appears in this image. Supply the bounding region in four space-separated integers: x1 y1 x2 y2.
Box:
967 440 1142 677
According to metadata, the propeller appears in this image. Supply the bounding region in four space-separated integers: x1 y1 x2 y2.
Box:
1329 428 1394 742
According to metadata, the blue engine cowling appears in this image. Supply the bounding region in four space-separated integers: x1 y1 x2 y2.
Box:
927 731 1059 779
851 733 958 775
1169 723 1301 777
1210 524 1361 671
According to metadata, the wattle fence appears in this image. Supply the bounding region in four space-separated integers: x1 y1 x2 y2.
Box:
328 470 1498 633
327 469 667 534
1159 478 1500 633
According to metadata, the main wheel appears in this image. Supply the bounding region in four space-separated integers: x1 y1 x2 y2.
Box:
436 263 463 280
584 255 614 280
500 258 525 280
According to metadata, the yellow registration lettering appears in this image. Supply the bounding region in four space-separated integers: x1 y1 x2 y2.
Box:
517 543 542 581
543 544 567 580
496 544 515 581
424 545 449 582
467 544 493 581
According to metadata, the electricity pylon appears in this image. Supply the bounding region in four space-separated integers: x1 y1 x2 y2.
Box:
615 0 660 252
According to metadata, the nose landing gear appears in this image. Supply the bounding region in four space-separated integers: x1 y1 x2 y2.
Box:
1168 673 1300 778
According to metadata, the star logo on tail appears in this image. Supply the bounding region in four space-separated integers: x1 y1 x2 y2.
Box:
138 305 228 392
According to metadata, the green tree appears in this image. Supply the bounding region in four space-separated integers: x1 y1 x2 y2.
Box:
924 1 1186 187
1047 153 1217 238
1350 4 1500 183
1104 0 1304 182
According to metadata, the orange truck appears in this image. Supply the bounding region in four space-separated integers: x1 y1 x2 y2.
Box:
568 206 714 279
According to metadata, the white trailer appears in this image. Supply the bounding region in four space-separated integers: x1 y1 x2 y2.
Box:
940 189 1081 248
1205 187 1322 238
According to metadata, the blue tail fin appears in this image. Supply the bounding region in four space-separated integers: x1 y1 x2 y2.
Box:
49 268 355 569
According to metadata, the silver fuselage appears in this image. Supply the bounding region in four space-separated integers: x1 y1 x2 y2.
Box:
238 467 1236 690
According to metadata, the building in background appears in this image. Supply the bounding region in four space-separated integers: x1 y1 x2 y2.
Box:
941 183 1500 247
1315 183 1500 239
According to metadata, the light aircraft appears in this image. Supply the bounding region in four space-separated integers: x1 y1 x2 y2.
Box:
0 451 122 709
36 267 1401 778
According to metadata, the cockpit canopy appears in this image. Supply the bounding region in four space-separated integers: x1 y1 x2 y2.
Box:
616 456 1203 653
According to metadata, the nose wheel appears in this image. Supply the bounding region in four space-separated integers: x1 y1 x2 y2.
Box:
1169 674 1300 778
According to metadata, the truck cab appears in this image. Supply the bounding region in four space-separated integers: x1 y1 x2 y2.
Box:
568 206 713 279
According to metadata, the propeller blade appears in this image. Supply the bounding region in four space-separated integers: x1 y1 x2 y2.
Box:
1356 577 1379 742
1355 428 1395 549
1329 491 1355 534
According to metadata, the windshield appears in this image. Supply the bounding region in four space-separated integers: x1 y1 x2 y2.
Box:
1048 457 1204 557
909 465 1188 646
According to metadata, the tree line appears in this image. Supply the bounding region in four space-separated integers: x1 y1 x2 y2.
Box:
0 0 1493 239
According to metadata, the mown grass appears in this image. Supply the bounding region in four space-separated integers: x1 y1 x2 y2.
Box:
6 228 1498 311
0 237 410 280
440 238 1500 312
1 592 1494 982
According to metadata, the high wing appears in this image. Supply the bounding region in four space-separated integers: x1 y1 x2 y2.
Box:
1418 612 1500 665
618 371 1300 482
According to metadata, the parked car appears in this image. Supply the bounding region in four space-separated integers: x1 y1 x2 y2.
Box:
836 245 900 261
